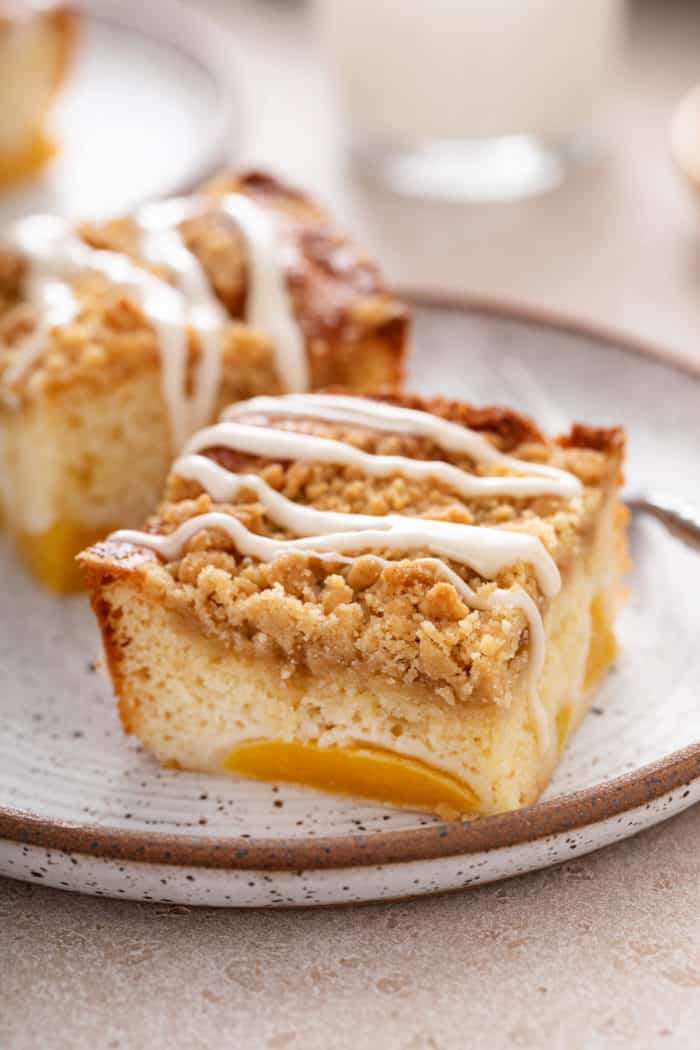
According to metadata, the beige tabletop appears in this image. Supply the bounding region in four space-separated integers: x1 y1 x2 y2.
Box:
3 1 700 1048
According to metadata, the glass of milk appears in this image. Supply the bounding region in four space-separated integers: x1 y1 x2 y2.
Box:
314 0 625 201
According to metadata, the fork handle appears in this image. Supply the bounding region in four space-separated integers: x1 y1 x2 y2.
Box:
626 491 700 550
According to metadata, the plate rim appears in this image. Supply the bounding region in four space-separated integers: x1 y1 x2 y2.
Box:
76 0 247 205
2 293 699 871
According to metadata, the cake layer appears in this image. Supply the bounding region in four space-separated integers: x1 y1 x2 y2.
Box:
81 392 627 817
0 173 408 590
0 2 76 187
82 505 619 816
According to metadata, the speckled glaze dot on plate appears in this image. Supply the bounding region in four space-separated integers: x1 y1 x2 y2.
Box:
1 298 700 908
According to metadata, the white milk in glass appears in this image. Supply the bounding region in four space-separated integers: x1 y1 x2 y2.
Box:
315 0 625 200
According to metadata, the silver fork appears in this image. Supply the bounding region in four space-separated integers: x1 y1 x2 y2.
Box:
484 356 700 549
624 490 700 550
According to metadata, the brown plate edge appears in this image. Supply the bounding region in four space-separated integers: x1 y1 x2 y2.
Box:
2 745 699 872
404 286 700 381
2 292 699 872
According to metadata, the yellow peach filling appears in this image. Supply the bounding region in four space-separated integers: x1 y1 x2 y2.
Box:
555 704 573 753
225 592 621 811
15 519 114 593
584 593 618 691
225 739 480 816
0 127 56 188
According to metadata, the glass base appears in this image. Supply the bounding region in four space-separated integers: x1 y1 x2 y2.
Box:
351 133 594 203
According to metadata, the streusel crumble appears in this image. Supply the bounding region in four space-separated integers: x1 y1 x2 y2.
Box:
81 391 627 817
0 171 408 590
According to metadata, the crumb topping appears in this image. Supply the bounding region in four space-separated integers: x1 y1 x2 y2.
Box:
0 170 407 403
0 268 277 404
82 392 625 707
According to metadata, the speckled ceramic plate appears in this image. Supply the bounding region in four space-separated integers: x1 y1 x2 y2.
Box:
2 298 700 907
0 0 244 225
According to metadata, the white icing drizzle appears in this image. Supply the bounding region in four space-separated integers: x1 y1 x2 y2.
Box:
113 510 547 738
111 396 584 752
2 216 79 390
224 393 580 497
185 407 581 503
2 194 308 446
170 452 561 595
136 198 229 442
218 196 309 394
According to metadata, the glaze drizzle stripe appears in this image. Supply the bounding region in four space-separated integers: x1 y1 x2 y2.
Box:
111 512 548 747
225 393 580 495
137 200 228 444
186 420 579 501
3 195 308 446
218 196 308 394
170 452 561 595
111 395 583 751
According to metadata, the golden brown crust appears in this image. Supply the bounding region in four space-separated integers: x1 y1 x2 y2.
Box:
46 4 78 94
0 169 407 402
82 539 159 580
198 168 411 352
347 387 546 449
198 388 622 489
0 248 25 308
558 421 625 455
367 388 628 457
200 169 324 215
80 167 409 349
81 543 152 734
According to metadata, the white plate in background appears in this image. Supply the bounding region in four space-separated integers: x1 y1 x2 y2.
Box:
0 0 244 226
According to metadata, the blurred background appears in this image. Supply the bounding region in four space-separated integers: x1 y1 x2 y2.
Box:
188 0 700 360
4 0 700 361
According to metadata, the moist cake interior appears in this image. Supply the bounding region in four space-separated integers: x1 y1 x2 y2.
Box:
81 392 627 817
0 173 408 591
